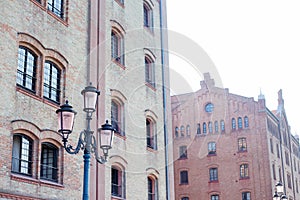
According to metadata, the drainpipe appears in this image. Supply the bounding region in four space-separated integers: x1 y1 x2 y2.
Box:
159 0 170 199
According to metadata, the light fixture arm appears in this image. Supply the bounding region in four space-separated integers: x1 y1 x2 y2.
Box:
91 134 107 164
62 131 85 155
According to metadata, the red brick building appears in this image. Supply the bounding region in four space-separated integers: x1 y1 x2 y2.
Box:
171 73 300 200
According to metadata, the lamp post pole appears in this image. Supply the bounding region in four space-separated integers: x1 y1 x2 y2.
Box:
56 84 115 200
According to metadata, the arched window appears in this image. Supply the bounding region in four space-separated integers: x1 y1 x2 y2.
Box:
214 121 219 133
220 120 225 132
180 125 185 137
145 55 155 88
186 125 190 136
203 122 207 134
208 122 213 133
197 123 201 135
111 165 126 198
12 134 33 175
146 118 157 150
17 46 37 92
244 116 249 128
181 197 189 200
111 29 125 65
148 176 158 200
232 118 236 130
43 61 61 103
111 99 125 136
238 117 243 129
175 127 179 138
40 142 58 182
143 1 153 30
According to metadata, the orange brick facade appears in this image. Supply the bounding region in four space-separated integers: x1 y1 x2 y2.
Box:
172 73 300 200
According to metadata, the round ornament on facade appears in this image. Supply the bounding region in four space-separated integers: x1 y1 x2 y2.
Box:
205 103 214 113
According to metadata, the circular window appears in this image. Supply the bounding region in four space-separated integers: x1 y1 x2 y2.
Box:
205 103 214 113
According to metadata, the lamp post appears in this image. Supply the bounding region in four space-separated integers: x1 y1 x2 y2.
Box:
56 84 115 200
273 182 288 200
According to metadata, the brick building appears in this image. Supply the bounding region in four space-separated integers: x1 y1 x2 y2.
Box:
171 73 300 200
0 0 173 199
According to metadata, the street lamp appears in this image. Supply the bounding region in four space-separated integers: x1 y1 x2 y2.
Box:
273 182 288 200
56 84 115 200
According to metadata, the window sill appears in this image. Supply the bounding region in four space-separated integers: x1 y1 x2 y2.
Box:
144 26 154 35
145 82 156 91
178 157 187 160
114 0 125 8
209 180 219 183
207 153 216 157
111 195 125 200
179 183 189 186
239 177 250 180
16 87 60 109
238 150 247 153
147 147 158 152
115 133 126 140
112 59 126 70
11 173 64 189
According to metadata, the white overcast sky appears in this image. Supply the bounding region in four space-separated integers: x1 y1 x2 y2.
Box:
166 0 300 134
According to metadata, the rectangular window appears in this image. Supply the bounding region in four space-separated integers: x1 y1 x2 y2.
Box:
209 168 218 181
276 144 280 158
47 0 64 19
272 164 276 180
180 170 188 184
285 151 290 166
270 138 273 153
287 174 292 189
211 195 219 200
179 146 187 159
111 100 124 135
208 142 216 155
240 164 249 178
242 192 251 200
238 138 247 152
